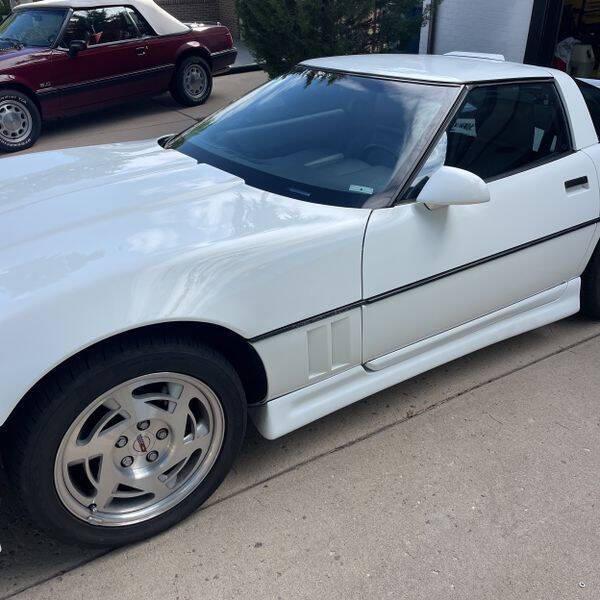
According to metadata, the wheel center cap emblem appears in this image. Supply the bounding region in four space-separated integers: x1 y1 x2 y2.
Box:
3 112 19 132
133 434 151 453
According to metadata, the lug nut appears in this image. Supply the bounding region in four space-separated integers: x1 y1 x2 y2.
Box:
115 436 128 448
121 456 134 468
137 420 150 431
146 450 159 463
156 428 169 440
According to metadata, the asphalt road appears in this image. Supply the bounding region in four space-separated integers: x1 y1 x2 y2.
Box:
1 71 600 599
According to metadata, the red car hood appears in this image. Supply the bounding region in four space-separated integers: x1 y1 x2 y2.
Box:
0 45 43 68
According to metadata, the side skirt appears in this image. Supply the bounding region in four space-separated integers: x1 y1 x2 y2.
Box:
249 279 581 439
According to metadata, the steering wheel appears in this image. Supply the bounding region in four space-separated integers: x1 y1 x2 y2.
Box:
361 144 398 168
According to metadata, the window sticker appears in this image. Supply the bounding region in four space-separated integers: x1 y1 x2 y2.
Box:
450 118 477 137
349 184 374 195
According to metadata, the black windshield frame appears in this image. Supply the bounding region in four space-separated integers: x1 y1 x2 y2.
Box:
168 68 462 209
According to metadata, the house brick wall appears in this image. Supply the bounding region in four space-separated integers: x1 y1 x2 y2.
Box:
216 0 239 38
157 0 239 38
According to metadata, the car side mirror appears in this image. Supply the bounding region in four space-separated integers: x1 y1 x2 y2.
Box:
416 166 490 210
68 39 87 58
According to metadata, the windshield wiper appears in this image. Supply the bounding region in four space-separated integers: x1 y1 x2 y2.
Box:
0 37 24 49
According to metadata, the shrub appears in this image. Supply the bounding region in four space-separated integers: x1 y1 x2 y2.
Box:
237 0 440 78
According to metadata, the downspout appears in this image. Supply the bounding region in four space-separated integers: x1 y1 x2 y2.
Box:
426 0 438 54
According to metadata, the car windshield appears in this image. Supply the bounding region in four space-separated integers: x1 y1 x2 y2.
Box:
169 68 460 207
0 9 67 48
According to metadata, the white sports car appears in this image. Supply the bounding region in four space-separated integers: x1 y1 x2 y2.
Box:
2 53 600 547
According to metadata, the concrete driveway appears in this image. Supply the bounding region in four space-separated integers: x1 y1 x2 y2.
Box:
3 317 600 599
7 70 268 155
1 71 600 600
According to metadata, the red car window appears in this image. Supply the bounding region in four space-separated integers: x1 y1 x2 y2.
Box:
126 7 154 37
62 6 140 47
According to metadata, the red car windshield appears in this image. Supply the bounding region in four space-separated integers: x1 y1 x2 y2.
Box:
0 8 67 48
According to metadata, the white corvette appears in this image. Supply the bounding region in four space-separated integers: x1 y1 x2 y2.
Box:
2 53 600 546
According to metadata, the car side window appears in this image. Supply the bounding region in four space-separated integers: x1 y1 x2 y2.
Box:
405 82 572 199
576 79 600 140
126 7 154 37
62 6 140 47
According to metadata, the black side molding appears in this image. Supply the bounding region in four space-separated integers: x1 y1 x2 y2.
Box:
565 176 588 190
249 217 600 343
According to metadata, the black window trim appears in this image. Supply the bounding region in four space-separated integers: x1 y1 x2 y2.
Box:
394 77 576 205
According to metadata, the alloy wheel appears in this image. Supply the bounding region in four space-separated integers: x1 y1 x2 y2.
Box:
54 373 225 527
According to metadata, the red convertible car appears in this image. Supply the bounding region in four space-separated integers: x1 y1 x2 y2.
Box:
0 0 237 152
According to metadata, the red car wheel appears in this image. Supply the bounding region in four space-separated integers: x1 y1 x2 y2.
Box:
0 89 41 153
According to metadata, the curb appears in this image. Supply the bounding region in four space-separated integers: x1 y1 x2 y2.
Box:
217 63 264 76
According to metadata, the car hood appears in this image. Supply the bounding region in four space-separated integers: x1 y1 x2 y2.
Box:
0 137 368 351
1 140 251 248
0 139 368 283
0 45 42 66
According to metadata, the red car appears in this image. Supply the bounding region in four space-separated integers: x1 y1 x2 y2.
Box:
0 0 237 152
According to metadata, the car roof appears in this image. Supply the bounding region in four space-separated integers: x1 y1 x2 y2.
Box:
15 0 189 36
301 54 554 84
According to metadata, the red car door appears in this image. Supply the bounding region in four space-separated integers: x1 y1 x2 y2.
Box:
123 6 175 93
50 6 155 112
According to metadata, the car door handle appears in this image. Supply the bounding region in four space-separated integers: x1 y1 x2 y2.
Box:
565 176 589 191
136 46 147 56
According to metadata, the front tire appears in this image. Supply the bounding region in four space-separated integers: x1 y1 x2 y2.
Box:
171 56 213 106
3 334 246 547
0 89 41 153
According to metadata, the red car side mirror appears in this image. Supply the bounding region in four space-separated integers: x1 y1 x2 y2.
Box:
68 39 87 58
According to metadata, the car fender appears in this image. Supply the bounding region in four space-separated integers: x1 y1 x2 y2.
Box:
0 72 35 92
175 40 212 64
0 142 369 427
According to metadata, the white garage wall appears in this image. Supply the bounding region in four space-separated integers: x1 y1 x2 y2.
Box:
419 0 536 63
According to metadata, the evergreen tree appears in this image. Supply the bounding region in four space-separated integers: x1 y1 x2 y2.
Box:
0 0 10 18
237 0 440 78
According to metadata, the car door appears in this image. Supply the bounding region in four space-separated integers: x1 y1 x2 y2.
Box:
362 79 600 364
51 6 153 112
123 6 174 93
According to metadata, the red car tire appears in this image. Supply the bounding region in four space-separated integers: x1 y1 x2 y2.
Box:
171 56 213 107
0 89 41 153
